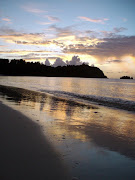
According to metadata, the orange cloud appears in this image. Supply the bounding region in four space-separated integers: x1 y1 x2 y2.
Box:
2 18 12 24
0 50 54 55
2 18 11 22
0 33 48 45
78 16 109 24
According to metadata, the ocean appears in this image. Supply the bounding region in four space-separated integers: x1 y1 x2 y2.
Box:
0 76 135 111
0 76 135 179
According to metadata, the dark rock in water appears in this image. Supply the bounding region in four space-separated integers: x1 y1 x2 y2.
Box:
120 76 133 79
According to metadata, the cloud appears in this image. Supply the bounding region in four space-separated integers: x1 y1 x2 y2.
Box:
95 36 135 57
2 18 11 22
52 57 67 67
113 27 127 33
100 27 127 38
0 51 60 62
47 16 60 22
106 59 123 64
52 56 87 67
1 26 134 66
122 18 127 22
50 25 74 37
25 56 58 62
45 59 51 66
0 27 61 46
66 56 84 65
78 16 109 24
37 16 60 25
0 27 64 47
63 36 135 61
0 28 50 45
0 28 66 52
1 17 12 24
0 50 53 55
37 22 53 25
22 5 46 14
0 26 17 35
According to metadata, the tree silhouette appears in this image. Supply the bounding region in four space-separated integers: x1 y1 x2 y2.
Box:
0 58 107 78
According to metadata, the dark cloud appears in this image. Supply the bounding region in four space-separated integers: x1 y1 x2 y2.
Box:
95 36 135 57
106 59 123 63
100 27 127 38
0 26 44 36
113 27 127 33
85 30 94 34
0 26 18 35
64 36 135 60
15 40 51 45
50 25 75 37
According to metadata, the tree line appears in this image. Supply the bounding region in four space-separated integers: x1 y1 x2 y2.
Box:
0 58 107 78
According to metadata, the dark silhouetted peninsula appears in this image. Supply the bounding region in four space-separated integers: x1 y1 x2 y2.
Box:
120 76 133 79
0 59 107 78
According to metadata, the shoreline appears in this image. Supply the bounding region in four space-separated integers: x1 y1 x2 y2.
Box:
0 84 135 113
0 101 70 180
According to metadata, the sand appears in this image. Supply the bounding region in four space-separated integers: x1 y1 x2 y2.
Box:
0 102 70 180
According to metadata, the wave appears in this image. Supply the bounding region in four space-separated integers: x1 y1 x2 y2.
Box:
0 84 135 112
39 89 135 112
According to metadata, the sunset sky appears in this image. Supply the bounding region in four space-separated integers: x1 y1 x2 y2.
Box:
0 0 135 78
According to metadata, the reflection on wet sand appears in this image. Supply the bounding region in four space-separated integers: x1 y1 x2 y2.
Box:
0 102 71 180
0 84 135 161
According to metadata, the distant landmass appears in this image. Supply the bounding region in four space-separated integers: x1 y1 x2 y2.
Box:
0 59 107 78
120 76 133 79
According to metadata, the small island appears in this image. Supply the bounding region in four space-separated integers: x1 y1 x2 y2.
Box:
0 58 107 78
120 76 133 79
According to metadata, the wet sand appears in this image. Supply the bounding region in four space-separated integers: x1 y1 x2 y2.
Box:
0 102 70 180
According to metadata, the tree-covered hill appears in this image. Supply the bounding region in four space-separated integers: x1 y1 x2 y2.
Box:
0 59 107 78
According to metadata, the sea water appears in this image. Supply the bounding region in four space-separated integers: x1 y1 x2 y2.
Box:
0 76 135 110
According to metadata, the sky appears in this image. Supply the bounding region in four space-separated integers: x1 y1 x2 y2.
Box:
0 0 135 78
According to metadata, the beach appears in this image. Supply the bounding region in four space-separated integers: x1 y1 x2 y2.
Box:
0 77 135 179
0 101 70 180
1 0 135 178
